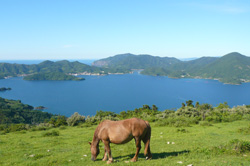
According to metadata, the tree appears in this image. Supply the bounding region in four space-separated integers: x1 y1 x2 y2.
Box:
55 116 67 127
181 103 185 108
143 105 150 110
217 102 230 109
186 100 194 107
67 112 85 126
152 105 158 111
195 102 200 108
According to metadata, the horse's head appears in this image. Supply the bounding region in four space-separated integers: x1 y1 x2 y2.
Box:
89 142 100 161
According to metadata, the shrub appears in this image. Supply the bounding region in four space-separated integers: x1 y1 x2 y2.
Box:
67 112 85 126
48 116 67 127
176 128 188 133
42 130 59 137
0 124 8 131
2 124 31 133
194 139 250 155
221 139 250 154
199 121 213 126
238 126 250 134
59 126 66 130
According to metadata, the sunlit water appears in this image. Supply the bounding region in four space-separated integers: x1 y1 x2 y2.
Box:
1 71 250 117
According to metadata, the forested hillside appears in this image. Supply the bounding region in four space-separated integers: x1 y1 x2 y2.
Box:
1 52 250 84
0 97 53 124
141 52 250 84
0 60 101 78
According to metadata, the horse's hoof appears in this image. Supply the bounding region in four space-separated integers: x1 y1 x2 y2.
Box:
107 160 113 164
146 156 152 160
130 158 137 162
102 157 108 161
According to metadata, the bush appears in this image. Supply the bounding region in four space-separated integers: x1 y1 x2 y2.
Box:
199 121 213 126
42 130 59 137
176 128 188 133
154 116 195 127
238 126 250 134
59 126 66 130
218 139 250 154
29 123 53 131
48 116 67 127
67 112 85 126
1 124 31 133
194 139 250 155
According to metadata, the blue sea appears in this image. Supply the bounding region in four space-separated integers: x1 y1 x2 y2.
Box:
1 60 250 117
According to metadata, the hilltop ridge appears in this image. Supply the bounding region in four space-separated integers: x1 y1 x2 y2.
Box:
93 52 250 84
1 52 250 84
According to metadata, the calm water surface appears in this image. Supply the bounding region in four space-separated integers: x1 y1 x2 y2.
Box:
0 72 250 116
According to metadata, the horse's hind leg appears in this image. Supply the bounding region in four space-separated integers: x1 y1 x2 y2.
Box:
143 138 152 160
131 137 141 162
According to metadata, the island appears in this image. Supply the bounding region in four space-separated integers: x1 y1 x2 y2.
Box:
23 72 85 81
0 87 11 91
34 106 47 110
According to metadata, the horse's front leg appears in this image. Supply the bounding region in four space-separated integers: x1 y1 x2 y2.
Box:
102 148 108 161
131 137 141 162
103 141 113 164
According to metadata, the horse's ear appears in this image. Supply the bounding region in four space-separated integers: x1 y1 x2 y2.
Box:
88 142 92 145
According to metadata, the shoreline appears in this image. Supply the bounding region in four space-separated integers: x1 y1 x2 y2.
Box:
2 71 250 85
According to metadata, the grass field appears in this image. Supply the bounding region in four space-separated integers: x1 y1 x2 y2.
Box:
0 120 250 166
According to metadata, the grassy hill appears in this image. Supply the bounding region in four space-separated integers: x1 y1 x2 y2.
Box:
0 120 249 165
1 98 250 165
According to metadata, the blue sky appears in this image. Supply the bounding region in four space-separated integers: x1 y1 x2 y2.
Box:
0 0 250 60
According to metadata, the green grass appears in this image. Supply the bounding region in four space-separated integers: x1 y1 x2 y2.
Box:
0 121 250 166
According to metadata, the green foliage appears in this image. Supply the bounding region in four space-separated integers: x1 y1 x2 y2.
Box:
48 115 67 127
0 97 53 124
42 130 59 137
92 53 180 69
199 121 213 126
238 126 250 134
176 128 188 133
213 139 250 154
23 72 85 81
0 123 31 134
0 60 102 79
217 102 230 109
142 52 250 84
66 112 85 126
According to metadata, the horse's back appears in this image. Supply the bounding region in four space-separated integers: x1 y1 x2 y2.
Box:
97 118 150 144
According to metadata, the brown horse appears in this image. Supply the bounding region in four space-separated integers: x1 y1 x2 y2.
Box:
89 118 152 164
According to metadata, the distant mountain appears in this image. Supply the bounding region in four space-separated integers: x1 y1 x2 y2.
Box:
0 60 102 80
193 52 250 84
142 52 250 84
2 52 250 84
92 53 181 69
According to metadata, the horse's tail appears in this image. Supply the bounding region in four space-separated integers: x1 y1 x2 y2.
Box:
144 121 152 159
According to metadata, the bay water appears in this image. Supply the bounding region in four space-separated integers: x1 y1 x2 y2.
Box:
1 72 250 117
